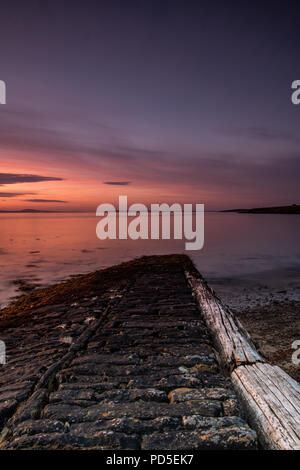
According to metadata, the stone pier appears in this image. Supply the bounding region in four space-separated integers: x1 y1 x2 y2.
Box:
0 255 257 450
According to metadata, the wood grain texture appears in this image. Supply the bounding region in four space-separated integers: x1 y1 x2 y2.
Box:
186 270 300 450
185 271 263 369
232 363 300 450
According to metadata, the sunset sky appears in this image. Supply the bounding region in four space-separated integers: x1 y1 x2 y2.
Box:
0 1 300 211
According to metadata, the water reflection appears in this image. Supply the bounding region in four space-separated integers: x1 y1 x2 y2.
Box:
0 212 299 307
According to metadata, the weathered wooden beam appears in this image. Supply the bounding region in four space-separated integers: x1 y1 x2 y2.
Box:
185 271 263 370
232 363 300 450
186 270 300 450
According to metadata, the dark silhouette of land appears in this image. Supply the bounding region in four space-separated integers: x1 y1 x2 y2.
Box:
0 209 80 213
222 204 300 214
0 209 56 213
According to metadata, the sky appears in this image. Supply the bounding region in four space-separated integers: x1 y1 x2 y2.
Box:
0 0 300 211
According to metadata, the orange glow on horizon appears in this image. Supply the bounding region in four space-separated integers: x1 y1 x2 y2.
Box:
0 148 269 211
0 149 221 211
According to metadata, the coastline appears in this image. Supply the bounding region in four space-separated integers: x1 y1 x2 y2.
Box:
236 301 300 382
222 204 300 214
205 268 300 383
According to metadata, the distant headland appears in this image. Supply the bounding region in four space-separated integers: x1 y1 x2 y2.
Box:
222 204 300 214
0 209 73 213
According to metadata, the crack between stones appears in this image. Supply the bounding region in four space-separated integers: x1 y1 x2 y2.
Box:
0 282 131 445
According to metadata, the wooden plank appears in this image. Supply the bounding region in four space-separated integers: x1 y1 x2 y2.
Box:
186 269 300 449
185 271 263 370
270 365 300 408
232 363 300 450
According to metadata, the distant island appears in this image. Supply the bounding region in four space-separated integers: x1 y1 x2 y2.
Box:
222 204 300 214
0 209 75 213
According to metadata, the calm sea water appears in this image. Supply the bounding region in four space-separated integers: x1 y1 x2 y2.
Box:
0 212 299 308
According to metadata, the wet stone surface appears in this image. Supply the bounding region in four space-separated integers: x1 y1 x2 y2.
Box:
0 258 257 449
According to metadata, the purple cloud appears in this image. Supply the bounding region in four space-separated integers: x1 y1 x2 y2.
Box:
103 181 131 186
0 173 63 185
0 191 36 197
